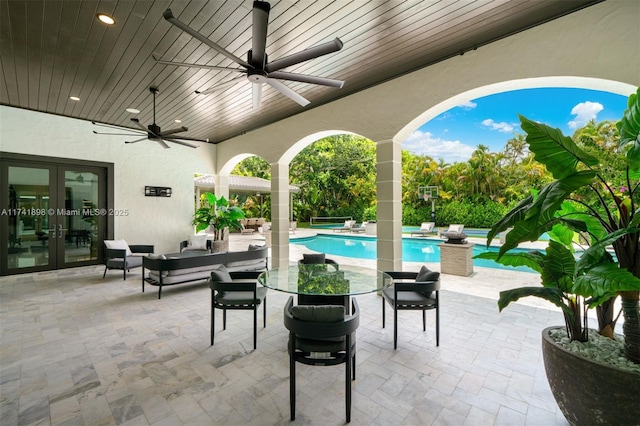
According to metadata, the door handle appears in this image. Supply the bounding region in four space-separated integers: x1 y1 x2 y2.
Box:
58 224 68 238
48 226 56 239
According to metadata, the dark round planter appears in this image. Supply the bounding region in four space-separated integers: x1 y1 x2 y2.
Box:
541 326 640 426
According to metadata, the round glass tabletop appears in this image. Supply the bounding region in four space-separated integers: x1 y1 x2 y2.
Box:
258 264 391 296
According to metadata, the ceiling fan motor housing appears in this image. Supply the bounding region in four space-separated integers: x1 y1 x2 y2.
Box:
148 123 162 139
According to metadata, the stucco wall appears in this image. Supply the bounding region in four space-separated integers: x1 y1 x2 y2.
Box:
216 0 639 166
0 107 216 254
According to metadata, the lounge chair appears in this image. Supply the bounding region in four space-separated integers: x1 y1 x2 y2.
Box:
350 222 367 233
411 222 435 237
438 224 464 238
333 220 356 233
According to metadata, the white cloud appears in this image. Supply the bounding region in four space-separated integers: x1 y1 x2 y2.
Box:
568 101 604 129
481 119 515 133
457 100 477 110
402 130 476 163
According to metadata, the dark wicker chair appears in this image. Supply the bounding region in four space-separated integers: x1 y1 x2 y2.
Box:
284 296 360 422
210 269 267 350
382 267 440 349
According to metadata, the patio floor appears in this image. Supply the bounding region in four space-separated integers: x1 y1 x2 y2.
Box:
0 230 571 425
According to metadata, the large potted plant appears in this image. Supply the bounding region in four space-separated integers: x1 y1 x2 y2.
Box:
477 87 640 425
192 192 245 253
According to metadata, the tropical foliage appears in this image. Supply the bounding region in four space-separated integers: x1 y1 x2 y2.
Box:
192 192 245 240
477 87 640 364
233 133 557 226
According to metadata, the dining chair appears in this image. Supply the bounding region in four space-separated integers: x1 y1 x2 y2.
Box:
209 267 267 350
284 296 360 422
382 265 440 349
298 252 338 266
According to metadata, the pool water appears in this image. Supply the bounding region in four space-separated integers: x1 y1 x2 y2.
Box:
291 234 535 272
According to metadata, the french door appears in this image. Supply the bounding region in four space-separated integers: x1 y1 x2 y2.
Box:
1 155 111 275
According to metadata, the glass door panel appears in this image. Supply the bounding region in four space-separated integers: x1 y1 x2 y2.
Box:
2 158 108 275
6 165 56 271
60 169 100 264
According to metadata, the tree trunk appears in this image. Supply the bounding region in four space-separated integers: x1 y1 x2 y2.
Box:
621 291 640 364
596 298 616 338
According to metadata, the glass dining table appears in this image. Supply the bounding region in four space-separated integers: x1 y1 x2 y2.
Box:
258 263 391 309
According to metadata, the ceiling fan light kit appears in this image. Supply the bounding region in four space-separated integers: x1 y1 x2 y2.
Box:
92 87 208 148
158 1 345 108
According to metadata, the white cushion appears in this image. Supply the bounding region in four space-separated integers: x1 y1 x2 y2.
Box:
187 234 208 250
104 239 132 256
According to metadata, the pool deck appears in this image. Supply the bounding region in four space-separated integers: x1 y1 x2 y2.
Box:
1 229 574 425
236 226 551 311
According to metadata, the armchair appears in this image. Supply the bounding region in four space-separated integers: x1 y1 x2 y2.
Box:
103 240 154 280
209 267 267 350
284 296 359 422
382 265 440 349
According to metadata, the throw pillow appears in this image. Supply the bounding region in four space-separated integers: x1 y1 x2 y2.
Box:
415 265 433 282
303 253 325 264
104 239 132 256
210 265 232 282
187 234 208 251
248 244 264 251
291 305 345 322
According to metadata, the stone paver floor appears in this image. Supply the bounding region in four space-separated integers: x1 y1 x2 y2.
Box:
0 230 572 425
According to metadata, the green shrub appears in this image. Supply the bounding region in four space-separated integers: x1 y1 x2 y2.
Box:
434 200 507 228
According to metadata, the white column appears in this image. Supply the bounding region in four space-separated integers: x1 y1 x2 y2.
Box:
215 174 230 199
376 138 403 273
270 162 290 268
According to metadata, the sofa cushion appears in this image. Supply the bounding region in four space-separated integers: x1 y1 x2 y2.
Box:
186 234 208 251
149 270 211 285
105 239 132 256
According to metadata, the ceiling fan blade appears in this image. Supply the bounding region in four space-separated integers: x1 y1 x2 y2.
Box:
267 71 344 88
196 76 246 95
152 55 245 72
130 118 150 133
124 137 149 144
156 139 171 149
93 130 145 136
265 38 343 72
166 135 210 143
163 9 252 69
164 138 198 148
92 121 145 133
252 83 263 109
265 78 310 107
159 126 188 136
251 1 270 68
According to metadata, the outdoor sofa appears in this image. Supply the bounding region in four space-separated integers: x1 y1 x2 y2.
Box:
142 245 268 298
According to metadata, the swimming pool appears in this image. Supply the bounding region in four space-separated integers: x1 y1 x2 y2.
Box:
291 234 535 272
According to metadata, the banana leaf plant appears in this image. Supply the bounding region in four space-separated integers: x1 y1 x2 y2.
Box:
192 192 245 241
477 87 640 364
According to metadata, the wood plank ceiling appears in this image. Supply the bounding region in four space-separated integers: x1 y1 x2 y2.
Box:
0 0 601 144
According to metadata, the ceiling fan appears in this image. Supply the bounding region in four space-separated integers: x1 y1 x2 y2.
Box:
92 86 208 148
156 1 345 108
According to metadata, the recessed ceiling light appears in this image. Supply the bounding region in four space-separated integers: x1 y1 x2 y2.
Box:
174 119 182 123
97 14 115 25
70 96 80 101
126 108 140 114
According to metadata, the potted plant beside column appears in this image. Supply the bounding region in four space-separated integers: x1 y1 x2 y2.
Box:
476 87 640 426
192 192 245 253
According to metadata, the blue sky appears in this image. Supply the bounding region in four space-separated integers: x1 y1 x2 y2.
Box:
402 88 628 164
